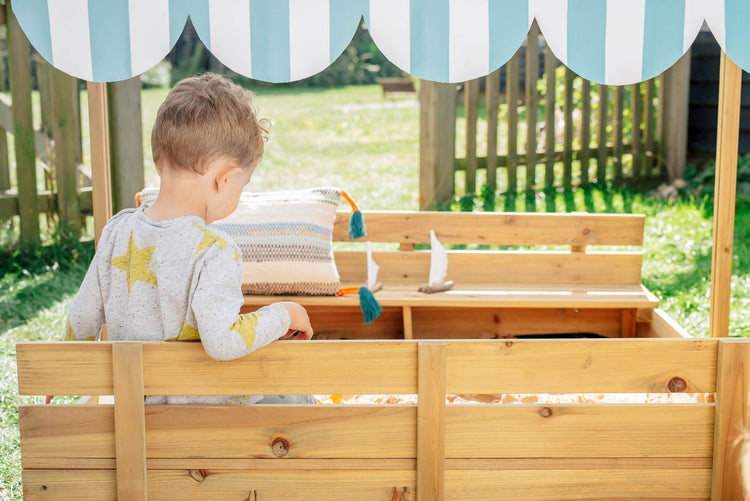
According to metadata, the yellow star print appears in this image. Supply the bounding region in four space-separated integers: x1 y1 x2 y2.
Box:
111 232 158 293
193 223 229 255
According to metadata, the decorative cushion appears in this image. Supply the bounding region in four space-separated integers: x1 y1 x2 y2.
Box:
139 187 344 295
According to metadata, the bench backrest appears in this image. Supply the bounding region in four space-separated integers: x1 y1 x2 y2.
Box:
332 211 646 285
17 338 748 500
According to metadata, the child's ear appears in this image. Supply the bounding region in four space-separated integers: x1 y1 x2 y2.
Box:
215 165 243 193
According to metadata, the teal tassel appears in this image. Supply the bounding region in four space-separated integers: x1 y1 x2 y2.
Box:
358 286 382 326
348 210 367 240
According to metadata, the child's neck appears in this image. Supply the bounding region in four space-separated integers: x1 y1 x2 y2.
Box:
144 167 210 222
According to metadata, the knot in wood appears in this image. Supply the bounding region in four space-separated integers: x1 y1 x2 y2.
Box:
668 377 687 393
582 228 590 235
539 407 553 418
505 340 514 347
189 469 207 482
271 437 290 457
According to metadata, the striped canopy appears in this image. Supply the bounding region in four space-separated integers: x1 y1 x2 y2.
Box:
12 0 750 85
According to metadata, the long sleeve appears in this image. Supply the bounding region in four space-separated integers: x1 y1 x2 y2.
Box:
64 253 105 341
189 244 291 361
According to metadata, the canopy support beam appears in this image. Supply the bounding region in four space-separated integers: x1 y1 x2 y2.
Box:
709 52 741 339
87 82 113 246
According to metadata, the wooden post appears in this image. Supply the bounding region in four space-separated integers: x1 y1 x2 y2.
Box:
580 79 591 187
6 0 38 246
597 84 609 185
87 82 113 245
417 341 446 501
661 49 691 181
420 80 456 210
464 78 479 194
525 22 540 190
544 47 556 190
711 339 749 500
507 52 520 193
613 86 624 186
563 68 574 189
485 69 500 193
112 343 148 499
0 128 9 191
50 66 81 237
709 52 741 339
108 77 145 211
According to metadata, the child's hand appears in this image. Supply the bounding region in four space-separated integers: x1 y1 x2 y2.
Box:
278 302 314 340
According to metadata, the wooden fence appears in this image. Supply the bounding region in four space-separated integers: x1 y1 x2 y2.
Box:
421 23 692 210
0 3 144 248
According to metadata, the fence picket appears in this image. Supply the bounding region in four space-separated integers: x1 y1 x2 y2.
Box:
485 69 500 193
507 52 520 192
613 86 624 186
597 84 609 185
631 84 643 181
464 79 480 194
644 79 656 177
580 79 591 187
525 22 540 190
544 48 556 190
563 68 574 189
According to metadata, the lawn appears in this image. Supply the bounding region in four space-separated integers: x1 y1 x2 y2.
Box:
1 83 749 498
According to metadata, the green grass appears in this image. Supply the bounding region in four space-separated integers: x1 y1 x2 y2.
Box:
2 84 750 498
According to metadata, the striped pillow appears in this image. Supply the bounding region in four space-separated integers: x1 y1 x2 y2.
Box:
139 187 343 295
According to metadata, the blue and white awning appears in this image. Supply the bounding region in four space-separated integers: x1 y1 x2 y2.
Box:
12 0 750 85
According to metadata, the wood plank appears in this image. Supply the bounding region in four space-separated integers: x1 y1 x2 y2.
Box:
112 343 147 499
711 339 750 500
506 51 520 192
612 85 624 186
17 341 418 396
50 66 80 236
417 342 446 501
23 470 116 500
631 83 643 180
6 1 38 246
0 189 92 219
662 50 691 181
637 307 692 339
444 469 710 500
464 78 479 194
620 308 636 338
485 68 500 192
445 404 714 458
580 79 591 187
419 81 456 210
709 52 741 339
444 338 718 394
334 251 646 286
0 127 9 190
333 211 646 246
149 459 416 470
525 22 540 190
403 306 413 339
86 82 113 245
563 68 574 189
445 457 712 470
597 84 608 184
544 47 556 189
644 78 656 176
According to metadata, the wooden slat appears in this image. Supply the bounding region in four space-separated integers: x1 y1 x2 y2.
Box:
445 457 712 470
543 47 556 189
613 85 624 186
711 339 750 500
333 211 645 246
112 343 147 499
335 251 645 286
631 83 643 180
23 470 416 501
417 342 446 501
464 78 479 194
644 78 656 176
149 459 416 470
525 22 540 189
403 306 413 339
506 51 520 191
0 127 9 190
6 1 38 246
444 469 710 500
17 341 418 396
597 84 608 184
709 52 742 339
485 69 500 192
446 404 714 458
0 188 92 219
638 307 692 339
580 79 591 187
563 68 574 189
445 339 718 394
620 308 636 338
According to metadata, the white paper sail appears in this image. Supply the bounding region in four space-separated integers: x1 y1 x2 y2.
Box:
429 230 448 285
366 241 379 288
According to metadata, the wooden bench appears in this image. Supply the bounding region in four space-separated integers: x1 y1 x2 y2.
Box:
16 338 748 500
376 77 417 97
242 211 685 340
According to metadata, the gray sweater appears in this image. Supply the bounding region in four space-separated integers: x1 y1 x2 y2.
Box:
65 207 291 404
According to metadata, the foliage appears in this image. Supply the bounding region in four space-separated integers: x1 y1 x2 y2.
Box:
683 153 750 206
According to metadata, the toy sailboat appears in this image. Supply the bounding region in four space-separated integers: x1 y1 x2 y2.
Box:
366 241 383 292
336 241 382 325
419 230 454 293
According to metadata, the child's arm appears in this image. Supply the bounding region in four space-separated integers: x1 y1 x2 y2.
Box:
64 254 105 341
189 245 313 361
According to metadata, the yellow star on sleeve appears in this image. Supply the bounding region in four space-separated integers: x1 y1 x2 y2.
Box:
193 222 229 256
229 312 263 350
111 231 158 293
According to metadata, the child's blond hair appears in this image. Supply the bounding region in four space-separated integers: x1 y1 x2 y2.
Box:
151 73 268 174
